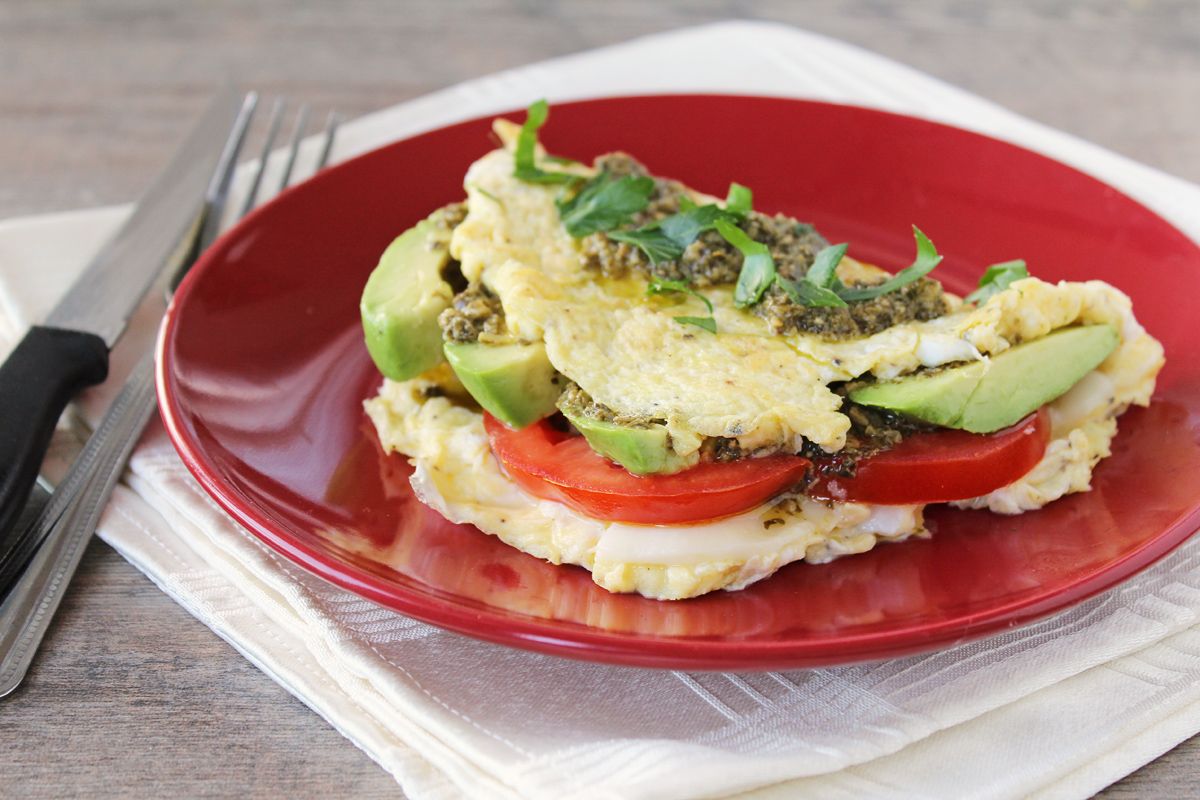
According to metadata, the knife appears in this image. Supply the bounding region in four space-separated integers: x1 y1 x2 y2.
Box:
0 89 241 570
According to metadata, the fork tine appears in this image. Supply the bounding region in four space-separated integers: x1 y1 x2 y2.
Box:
237 97 286 220
315 111 340 172
276 104 310 193
196 92 258 253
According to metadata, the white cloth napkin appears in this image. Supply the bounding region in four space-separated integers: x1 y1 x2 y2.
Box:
3 21 1200 800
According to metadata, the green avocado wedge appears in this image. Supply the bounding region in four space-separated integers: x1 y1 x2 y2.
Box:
849 324 1119 433
560 409 690 475
361 218 455 381
443 340 561 428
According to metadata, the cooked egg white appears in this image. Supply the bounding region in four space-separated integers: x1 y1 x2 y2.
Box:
363 125 1164 599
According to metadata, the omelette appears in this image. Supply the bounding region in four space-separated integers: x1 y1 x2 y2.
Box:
360 101 1164 600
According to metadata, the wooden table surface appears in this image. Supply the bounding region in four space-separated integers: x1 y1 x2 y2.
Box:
2 1 1198 797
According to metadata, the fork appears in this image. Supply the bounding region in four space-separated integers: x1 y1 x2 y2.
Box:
0 93 340 698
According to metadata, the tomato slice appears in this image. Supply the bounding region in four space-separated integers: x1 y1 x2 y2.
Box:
807 408 1052 505
483 414 811 524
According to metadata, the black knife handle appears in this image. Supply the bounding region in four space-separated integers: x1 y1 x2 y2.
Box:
0 326 109 569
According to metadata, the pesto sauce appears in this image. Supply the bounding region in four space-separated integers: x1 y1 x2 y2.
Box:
556 382 658 429
579 153 951 339
438 284 506 343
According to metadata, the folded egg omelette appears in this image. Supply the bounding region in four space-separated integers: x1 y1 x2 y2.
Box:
361 103 1164 600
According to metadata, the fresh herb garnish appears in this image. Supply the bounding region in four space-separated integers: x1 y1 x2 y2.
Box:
647 278 714 312
512 101 653 234
965 259 1029 305
557 172 655 237
776 276 847 308
647 277 717 333
725 183 752 216
513 102 944 314
718 223 942 310
472 184 504 207
807 243 848 289
674 316 718 334
659 203 729 248
801 241 849 307
608 227 681 264
835 226 943 302
606 203 723 264
715 219 776 308
513 100 578 185
775 242 850 308
606 183 752 264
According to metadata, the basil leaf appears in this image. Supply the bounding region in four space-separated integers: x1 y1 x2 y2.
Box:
515 167 578 184
609 227 683 264
964 259 1029 304
725 183 753 216
715 219 776 307
806 243 848 289
647 277 690 294
678 195 699 212
647 278 718 332
647 277 714 314
609 203 733 264
557 173 654 237
513 100 578 185
776 275 848 308
674 315 717 334
836 226 943 302
516 99 548 154
472 184 504 207
659 204 728 247
773 243 850 308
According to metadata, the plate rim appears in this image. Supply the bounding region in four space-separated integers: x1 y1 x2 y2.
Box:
156 92 1200 670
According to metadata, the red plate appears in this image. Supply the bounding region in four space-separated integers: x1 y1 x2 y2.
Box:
157 96 1200 670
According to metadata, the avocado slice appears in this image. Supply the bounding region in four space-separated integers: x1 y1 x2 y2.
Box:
443 340 561 428
560 409 689 475
849 361 988 429
361 218 455 381
849 324 1119 433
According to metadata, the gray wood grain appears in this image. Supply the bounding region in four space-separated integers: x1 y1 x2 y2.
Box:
1 1 1197 797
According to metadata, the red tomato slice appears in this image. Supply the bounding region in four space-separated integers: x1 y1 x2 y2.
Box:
807 408 1052 505
483 414 811 524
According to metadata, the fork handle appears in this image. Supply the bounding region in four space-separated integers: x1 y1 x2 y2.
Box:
0 326 108 582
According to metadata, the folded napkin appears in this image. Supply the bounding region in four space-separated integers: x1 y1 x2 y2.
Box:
4 21 1200 800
